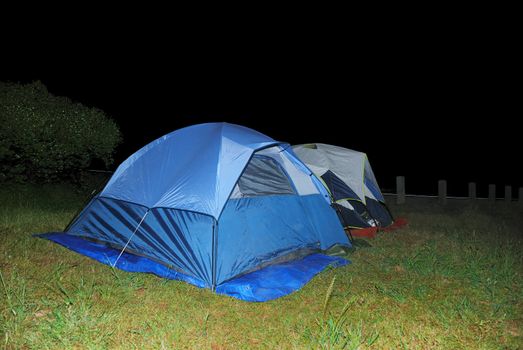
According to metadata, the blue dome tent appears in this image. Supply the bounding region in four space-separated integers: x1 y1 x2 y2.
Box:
39 123 350 301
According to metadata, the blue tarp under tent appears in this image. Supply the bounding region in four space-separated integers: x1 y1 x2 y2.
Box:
38 123 351 302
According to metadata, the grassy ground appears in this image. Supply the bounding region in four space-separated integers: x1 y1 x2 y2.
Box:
0 184 522 349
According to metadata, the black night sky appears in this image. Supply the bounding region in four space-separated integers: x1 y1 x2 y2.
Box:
2 21 519 198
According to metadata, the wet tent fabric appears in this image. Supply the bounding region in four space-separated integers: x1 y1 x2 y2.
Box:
39 123 350 301
292 143 393 229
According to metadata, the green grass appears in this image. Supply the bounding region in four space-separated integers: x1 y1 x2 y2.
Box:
1 183 522 349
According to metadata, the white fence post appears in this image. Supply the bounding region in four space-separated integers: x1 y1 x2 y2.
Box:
438 180 447 204
396 176 405 204
505 186 512 203
489 184 496 202
468 182 476 200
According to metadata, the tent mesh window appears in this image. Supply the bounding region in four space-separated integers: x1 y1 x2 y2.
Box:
236 155 295 197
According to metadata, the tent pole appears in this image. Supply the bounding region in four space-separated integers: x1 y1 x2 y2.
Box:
112 209 150 268
346 226 354 243
211 220 218 292
64 172 112 232
331 203 353 244
383 202 396 223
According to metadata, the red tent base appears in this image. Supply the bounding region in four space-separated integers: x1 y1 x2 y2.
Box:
347 226 378 238
381 217 408 232
346 218 408 239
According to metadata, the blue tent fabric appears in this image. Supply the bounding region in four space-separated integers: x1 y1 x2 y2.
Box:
100 123 280 219
365 197 394 227
42 123 351 300
321 170 361 201
66 194 349 288
68 198 215 287
37 232 207 288
36 232 349 302
217 194 348 285
364 176 385 203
